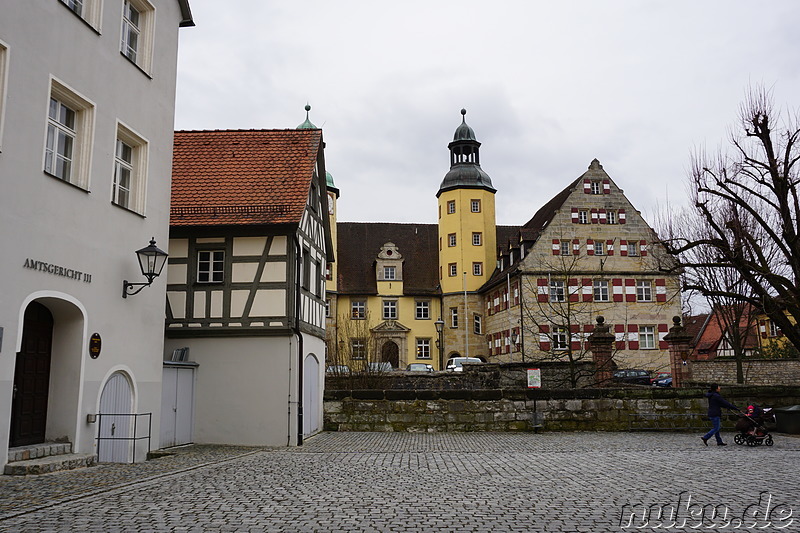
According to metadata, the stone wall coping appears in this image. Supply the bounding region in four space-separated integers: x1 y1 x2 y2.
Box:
324 385 800 402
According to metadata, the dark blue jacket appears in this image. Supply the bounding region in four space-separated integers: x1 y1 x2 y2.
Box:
705 391 737 417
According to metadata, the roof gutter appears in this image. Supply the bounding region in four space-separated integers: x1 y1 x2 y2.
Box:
177 0 195 27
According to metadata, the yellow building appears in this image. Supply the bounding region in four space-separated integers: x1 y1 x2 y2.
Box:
325 110 681 374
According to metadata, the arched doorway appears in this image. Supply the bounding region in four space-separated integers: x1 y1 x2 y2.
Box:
381 341 399 368
98 372 133 463
303 354 320 437
10 302 54 447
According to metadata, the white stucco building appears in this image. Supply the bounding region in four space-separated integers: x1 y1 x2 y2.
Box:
0 0 193 466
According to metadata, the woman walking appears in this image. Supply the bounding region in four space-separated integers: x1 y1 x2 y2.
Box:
701 383 738 446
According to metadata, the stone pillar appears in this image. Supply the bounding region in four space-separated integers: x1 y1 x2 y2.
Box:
664 315 693 388
588 316 615 387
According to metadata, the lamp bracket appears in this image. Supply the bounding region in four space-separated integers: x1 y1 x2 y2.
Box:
122 280 152 298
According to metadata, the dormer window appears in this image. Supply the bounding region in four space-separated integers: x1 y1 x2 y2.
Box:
384 266 396 280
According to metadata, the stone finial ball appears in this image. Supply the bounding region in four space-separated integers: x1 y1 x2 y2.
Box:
596 316 605 325
672 316 681 326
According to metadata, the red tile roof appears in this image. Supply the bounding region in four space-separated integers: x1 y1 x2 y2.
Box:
170 129 322 227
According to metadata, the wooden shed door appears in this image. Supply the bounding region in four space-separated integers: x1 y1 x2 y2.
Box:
303 355 320 436
98 372 133 462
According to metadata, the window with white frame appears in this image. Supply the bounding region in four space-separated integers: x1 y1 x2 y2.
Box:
46 97 76 182
636 280 652 302
415 300 430 320
594 241 605 255
639 326 656 349
608 210 618 224
471 199 481 212
59 0 101 28
472 262 483 276
769 320 781 337
593 280 609 302
325 298 331 318
450 307 458 328
578 210 588 224
447 200 456 214
61 0 84 16
383 265 396 280
351 300 365 319
416 338 431 359
351 338 366 359
550 280 565 302
473 314 482 335
121 0 155 73
197 250 224 283
0 42 7 151
472 232 482 246
560 240 571 255
382 300 397 320
590 181 601 195
301 249 311 289
627 241 638 256
44 80 94 189
112 123 148 214
448 233 457 247
449 263 457 277
553 327 569 350
313 259 323 297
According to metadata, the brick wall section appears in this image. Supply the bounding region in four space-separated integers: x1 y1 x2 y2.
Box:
324 386 800 432
690 359 800 385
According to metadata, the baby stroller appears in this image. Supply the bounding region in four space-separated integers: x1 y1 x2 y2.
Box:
733 405 775 447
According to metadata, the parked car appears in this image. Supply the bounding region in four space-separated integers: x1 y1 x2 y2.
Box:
445 357 482 372
406 363 434 372
652 376 673 388
325 365 350 374
367 361 393 372
612 369 651 385
650 372 671 385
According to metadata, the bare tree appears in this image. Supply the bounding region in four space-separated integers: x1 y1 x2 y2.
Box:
659 87 800 353
520 249 618 388
325 308 389 388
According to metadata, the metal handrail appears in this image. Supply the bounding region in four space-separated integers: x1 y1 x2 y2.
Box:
96 413 152 463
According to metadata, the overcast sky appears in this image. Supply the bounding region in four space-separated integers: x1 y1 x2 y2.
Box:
174 1 800 227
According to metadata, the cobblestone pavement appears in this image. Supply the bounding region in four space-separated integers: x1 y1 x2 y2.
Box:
1 432 799 532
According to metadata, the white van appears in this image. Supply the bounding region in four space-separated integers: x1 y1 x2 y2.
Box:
445 357 482 372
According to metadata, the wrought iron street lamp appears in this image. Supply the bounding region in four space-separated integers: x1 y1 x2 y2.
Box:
122 238 168 298
434 317 445 370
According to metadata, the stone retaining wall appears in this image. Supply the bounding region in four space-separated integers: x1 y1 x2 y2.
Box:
323 386 800 432
325 361 596 391
690 359 800 386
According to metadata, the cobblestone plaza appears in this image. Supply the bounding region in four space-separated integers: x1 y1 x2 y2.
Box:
1 432 798 532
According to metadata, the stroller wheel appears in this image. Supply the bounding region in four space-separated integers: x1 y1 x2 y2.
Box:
747 436 757 447
765 435 774 447
734 434 744 445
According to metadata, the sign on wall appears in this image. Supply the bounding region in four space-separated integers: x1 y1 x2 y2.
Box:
527 368 541 389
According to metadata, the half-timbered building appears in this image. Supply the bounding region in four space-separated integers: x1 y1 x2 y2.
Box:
165 129 332 446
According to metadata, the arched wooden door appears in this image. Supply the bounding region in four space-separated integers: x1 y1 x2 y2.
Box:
10 302 54 447
303 354 320 437
98 372 133 463
381 341 399 368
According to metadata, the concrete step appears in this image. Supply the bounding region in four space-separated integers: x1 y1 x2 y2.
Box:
4 453 97 476
7 442 72 463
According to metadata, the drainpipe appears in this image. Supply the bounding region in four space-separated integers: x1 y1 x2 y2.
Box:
293 235 304 446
